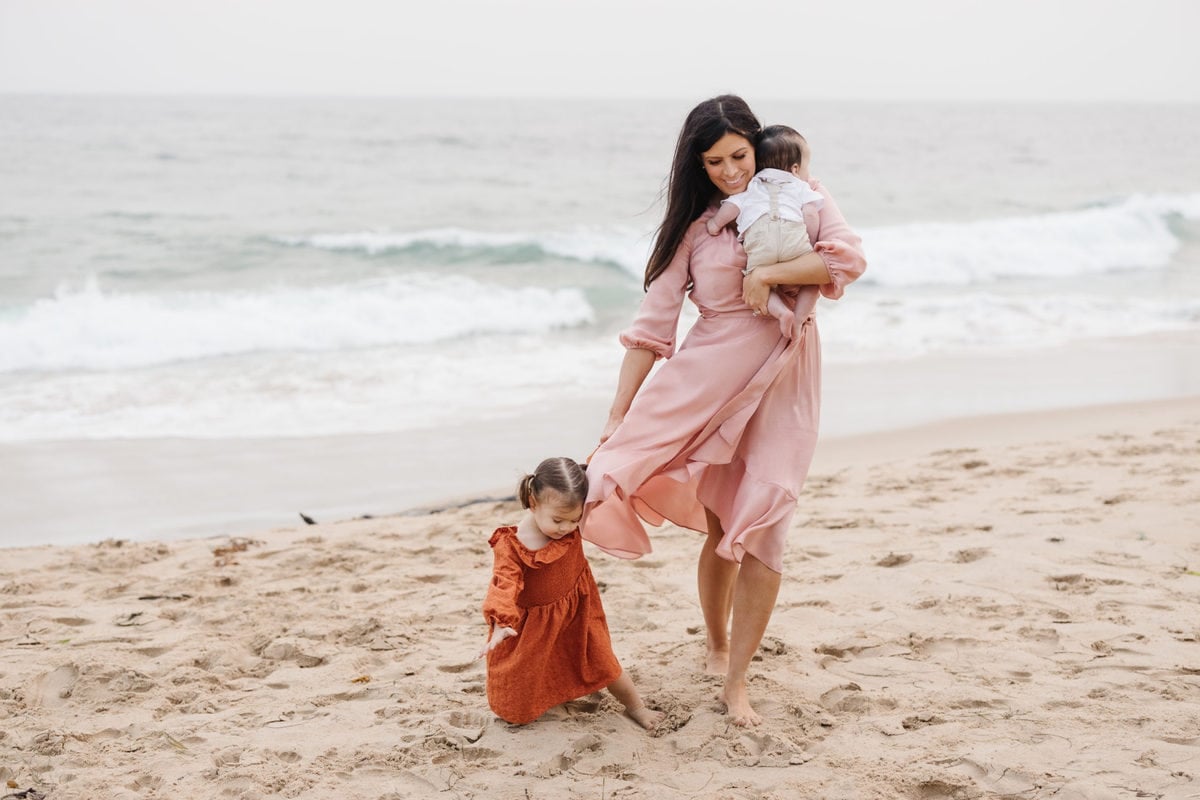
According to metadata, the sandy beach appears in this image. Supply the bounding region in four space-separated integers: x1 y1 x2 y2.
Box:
2 396 1198 799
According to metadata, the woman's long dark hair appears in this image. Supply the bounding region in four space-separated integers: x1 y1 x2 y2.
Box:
643 95 762 289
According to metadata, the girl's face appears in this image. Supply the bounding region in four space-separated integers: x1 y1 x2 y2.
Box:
701 132 756 197
529 493 583 540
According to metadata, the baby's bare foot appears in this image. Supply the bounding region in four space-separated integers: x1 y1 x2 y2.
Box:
718 682 762 727
626 704 666 731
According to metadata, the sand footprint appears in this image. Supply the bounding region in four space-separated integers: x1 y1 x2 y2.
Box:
901 712 946 730
813 634 894 660
1048 573 1107 594
30 663 79 707
913 777 980 799
647 693 693 738
818 683 868 714
257 638 327 667
536 733 604 777
953 547 990 563
909 635 984 659
125 774 162 792
727 730 809 767
876 552 913 567
422 730 501 765
439 709 489 743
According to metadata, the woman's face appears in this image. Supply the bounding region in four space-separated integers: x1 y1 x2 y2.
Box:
701 132 756 197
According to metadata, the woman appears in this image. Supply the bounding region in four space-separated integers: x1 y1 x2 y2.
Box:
582 95 866 726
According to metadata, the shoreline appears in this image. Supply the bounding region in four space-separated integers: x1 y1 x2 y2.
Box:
4 391 1194 551
3 330 1199 548
392 392 1200 517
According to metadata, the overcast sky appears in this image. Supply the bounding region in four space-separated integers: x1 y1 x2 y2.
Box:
1 0 1197 102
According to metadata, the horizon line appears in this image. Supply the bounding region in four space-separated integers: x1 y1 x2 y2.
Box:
2 91 1197 107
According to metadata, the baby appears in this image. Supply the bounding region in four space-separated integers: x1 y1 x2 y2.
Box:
706 125 823 336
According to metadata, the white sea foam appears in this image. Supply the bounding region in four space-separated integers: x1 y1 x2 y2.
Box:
277 192 1200 289
0 273 594 373
0 335 623 441
820 290 1200 361
4 287 1197 443
858 192 1200 287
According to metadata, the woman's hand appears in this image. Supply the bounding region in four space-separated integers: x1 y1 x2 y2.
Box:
742 269 770 316
599 414 624 445
477 626 518 659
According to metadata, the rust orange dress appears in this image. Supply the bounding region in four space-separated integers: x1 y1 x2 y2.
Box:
482 525 622 725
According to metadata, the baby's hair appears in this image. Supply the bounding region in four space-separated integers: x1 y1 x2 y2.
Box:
756 125 808 173
517 457 588 510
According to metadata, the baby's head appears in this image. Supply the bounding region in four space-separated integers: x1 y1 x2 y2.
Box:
517 456 588 539
756 125 811 180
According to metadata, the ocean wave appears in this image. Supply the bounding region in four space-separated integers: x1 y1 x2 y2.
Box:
5 288 1198 443
272 226 651 280
274 192 1200 290
858 192 1200 287
0 273 594 373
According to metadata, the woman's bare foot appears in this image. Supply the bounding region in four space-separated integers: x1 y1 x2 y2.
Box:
719 680 762 726
705 646 729 676
625 704 665 731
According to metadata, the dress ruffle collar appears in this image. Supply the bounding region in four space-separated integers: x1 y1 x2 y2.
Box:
489 525 578 568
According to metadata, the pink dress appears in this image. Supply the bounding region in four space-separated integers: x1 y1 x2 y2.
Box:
582 179 866 573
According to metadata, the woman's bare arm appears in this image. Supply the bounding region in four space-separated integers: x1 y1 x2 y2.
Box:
600 347 656 443
741 251 831 312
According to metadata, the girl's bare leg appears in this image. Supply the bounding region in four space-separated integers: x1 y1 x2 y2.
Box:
698 508 738 674
720 553 782 726
607 670 664 730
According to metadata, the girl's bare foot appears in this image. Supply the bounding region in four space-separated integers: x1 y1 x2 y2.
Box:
705 646 729 676
607 670 663 731
626 704 665 731
719 681 762 726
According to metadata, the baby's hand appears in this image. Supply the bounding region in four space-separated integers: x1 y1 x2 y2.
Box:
476 626 518 659
705 219 721 236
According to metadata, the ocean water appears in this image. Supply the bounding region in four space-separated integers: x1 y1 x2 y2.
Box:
2 96 1199 444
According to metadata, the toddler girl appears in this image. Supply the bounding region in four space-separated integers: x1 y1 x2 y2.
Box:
480 456 663 730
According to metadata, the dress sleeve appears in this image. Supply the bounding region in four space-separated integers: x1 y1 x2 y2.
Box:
482 536 525 631
809 180 867 300
617 230 694 359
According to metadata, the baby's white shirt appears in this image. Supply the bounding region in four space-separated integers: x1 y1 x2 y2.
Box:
723 168 825 237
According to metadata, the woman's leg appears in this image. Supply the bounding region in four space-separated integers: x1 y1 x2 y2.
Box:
721 553 782 726
698 508 738 674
